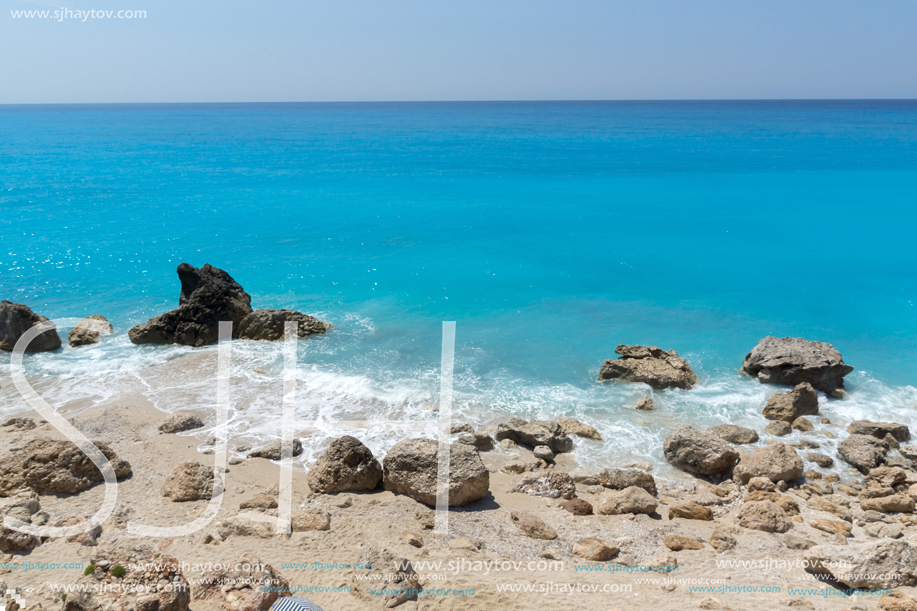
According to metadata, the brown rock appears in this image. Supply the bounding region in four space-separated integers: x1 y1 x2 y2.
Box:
710 530 737 553
861 495 915 513
307 436 382 493
0 438 131 496
733 443 804 484
668 503 713 521
290 509 331 532
763 383 819 422
735 501 793 533
68 315 113 347
598 468 657 495
572 538 618 561
810 519 852 537
161 462 216 502
598 344 697 390
664 535 705 551
239 494 278 510
510 511 557 540
560 499 593 516
597 486 658 515
158 412 205 434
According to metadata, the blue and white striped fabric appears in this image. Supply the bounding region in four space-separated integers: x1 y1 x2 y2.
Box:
270 597 325 611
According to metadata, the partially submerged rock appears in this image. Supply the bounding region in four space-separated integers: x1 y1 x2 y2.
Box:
598 344 697 390
383 438 489 506
663 425 739 476
0 438 131 496
129 263 253 347
237 308 331 340
0 300 61 352
495 418 573 453
68 315 112 347
553 417 603 441
306 435 382 494
741 336 853 393
733 444 804 484
848 420 911 443
762 383 819 422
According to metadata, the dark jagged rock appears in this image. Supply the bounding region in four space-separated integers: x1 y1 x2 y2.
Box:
0 300 61 352
237 308 332 341
128 263 252 347
68 315 112 347
741 336 853 393
598 344 697 390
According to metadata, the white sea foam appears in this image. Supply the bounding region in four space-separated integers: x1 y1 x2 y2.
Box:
2 325 914 481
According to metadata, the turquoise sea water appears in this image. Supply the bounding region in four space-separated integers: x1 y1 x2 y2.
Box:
1 101 915 472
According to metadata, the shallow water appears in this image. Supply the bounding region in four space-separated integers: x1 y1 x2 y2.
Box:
2 101 915 475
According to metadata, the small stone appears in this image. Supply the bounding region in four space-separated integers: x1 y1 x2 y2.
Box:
402 531 423 547
510 511 557 540
560 499 593 516
811 519 852 537
449 537 480 551
807 453 833 468
573 538 618 561
710 531 737 553
793 417 814 432
499 438 517 450
636 396 656 410
664 535 704 551
765 421 792 436
533 445 555 461
239 494 278 510
540 549 562 560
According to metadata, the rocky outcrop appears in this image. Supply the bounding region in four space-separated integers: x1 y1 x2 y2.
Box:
0 301 61 352
68 542 190 611
160 462 217 502
735 501 793 533
236 308 331 341
741 336 853 393
598 469 657 495
350 545 421 608
247 439 304 460
663 425 739 476
839 435 888 473
68 315 112 347
762 383 819 422
598 344 697 390
195 553 290 611
495 418 573 453
733 444 804 484
306 436 382 493
848 421 911 443
158 412 204 434
707 424 759 445
0 491 42 552
804 540 917 589
0 438 131 496
597 486 658 515
383 438 489 507
129 263 252 347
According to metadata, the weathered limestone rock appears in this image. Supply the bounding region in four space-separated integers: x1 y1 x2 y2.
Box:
237 308 331 340
598 344 697 390
307 436 382 493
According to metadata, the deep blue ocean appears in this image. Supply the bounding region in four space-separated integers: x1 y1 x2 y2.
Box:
1 101 915 472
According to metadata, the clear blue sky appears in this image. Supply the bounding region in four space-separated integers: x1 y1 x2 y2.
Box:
2 0 916 103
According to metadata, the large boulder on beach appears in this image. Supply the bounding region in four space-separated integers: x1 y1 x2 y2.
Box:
68 315 112 347
741 336 853 393
129 263 252 347
0 300 61 352
762 383 819 422
237 308 332 341
0 438 132 496
839 434 888 473
495 418 573 453
598 344 697 390
67 542 190 611
733 443 804 484
804 540 917 589
307 435 383 493
663 425 739 476
383 438 489 507
195 553 291 611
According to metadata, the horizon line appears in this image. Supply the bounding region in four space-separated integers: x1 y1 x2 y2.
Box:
2 98 917 108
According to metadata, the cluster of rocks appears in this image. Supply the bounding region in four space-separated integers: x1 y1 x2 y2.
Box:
0 263 331 353
129 263 330 346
